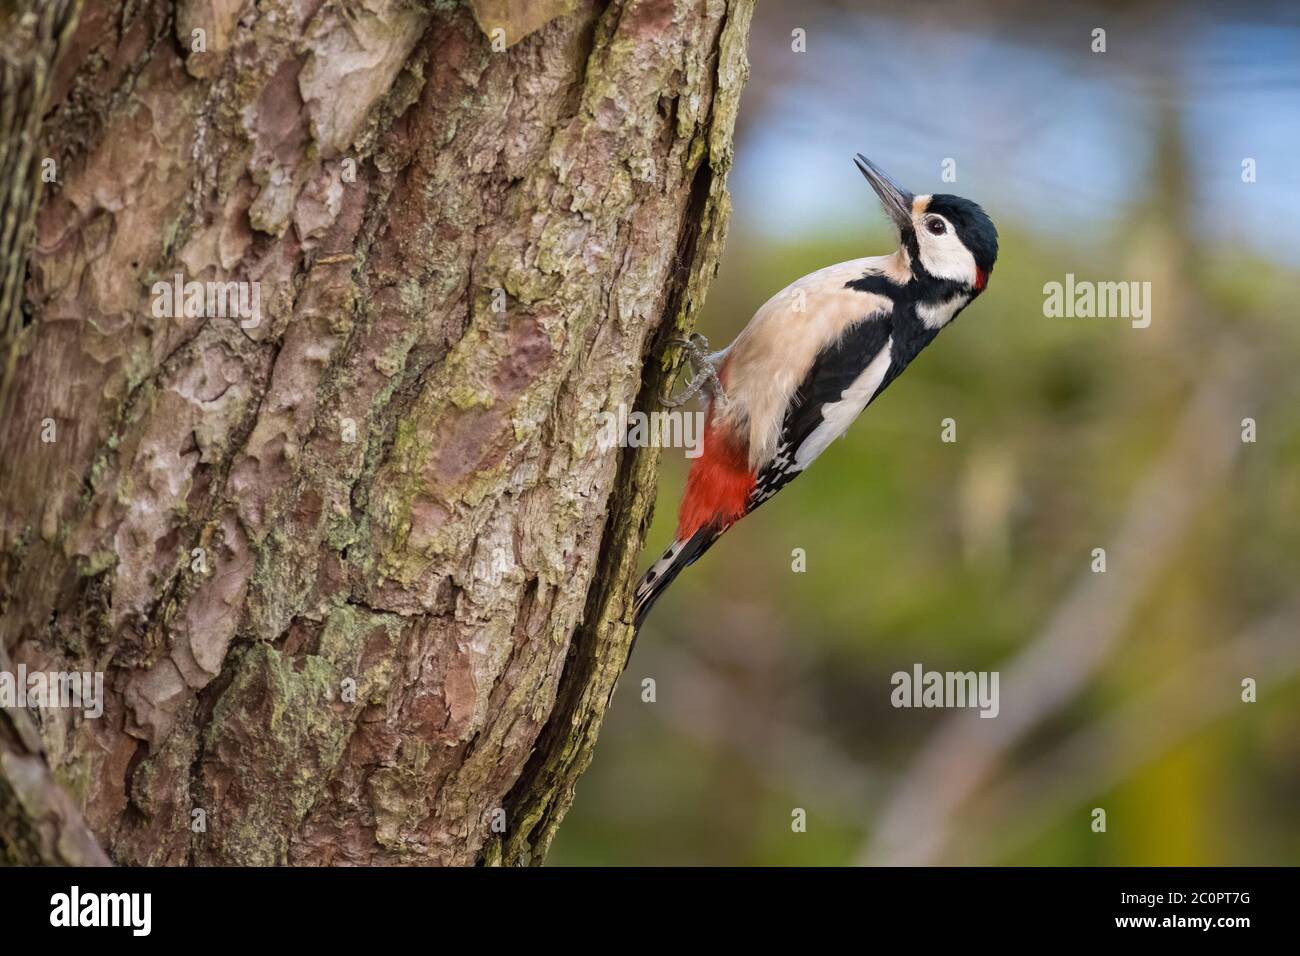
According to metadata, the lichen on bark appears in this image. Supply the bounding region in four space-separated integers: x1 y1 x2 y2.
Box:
0 0 753 866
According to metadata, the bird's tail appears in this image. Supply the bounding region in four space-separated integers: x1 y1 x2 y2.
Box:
632 524 724 631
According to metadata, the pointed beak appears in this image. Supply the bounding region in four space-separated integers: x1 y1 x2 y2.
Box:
854 154 914 232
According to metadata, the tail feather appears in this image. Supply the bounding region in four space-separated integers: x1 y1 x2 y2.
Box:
632 525 723 631
630 405 751 646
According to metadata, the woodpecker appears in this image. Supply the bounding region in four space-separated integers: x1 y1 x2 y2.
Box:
632 154 998 629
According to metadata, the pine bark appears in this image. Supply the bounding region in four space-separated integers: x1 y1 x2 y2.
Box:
0 0 751 866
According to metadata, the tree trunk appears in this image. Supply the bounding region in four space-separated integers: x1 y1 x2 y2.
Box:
0 0 751 866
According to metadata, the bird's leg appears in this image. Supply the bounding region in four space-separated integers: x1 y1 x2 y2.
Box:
660 333 727 408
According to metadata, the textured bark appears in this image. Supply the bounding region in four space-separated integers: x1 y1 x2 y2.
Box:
0 0 751 865
0 0 83 431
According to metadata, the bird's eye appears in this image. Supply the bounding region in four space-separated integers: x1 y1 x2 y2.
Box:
926 218 946 236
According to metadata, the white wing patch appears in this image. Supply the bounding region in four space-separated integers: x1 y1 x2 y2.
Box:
715 257 897 470
793 337 894 470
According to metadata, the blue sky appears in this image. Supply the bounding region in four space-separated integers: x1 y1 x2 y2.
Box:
730 6 1300 265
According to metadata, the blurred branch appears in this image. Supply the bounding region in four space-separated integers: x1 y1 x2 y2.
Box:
0 0 82 421
640 636 884 818
959 601 1300 863
860 346 1255 865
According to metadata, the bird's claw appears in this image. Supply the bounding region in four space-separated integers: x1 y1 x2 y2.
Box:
660 333 726 408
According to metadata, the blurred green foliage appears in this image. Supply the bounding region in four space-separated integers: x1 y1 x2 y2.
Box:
549 216 1300 865
548 0 1300 867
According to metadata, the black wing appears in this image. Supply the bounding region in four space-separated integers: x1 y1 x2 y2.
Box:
747 312 894 512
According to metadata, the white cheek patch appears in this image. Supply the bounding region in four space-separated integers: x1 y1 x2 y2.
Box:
916 216 978 285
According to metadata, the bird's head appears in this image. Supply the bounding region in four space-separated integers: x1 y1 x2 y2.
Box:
854 154 998 293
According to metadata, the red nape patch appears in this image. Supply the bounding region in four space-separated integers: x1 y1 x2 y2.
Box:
974 268 988 291
677 416 755 540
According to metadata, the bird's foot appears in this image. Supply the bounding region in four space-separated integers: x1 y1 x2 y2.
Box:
660 333 726 408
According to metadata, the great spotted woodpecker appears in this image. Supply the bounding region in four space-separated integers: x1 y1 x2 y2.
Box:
632 155 998 629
